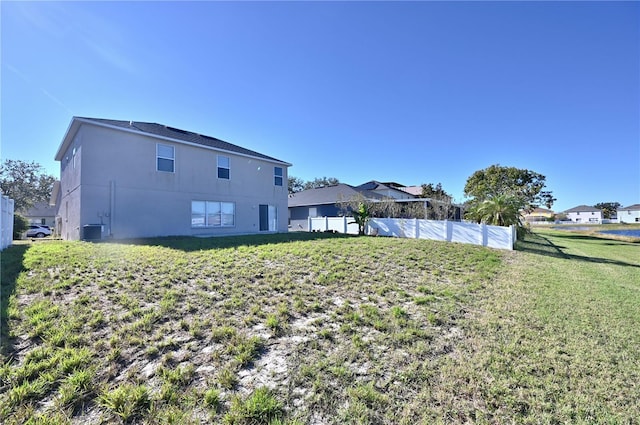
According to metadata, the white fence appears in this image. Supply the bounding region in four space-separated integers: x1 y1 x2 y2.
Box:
1 195 15 250
309 216 516 250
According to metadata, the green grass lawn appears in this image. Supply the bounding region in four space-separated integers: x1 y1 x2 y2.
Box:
1 230 638 424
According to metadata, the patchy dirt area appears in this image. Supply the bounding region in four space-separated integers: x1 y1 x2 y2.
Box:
1 234 503 423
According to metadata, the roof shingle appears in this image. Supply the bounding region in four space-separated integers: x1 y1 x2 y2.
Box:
66 117 289 164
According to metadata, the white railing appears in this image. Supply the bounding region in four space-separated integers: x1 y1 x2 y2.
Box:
309 216 516 250
1 195 15 250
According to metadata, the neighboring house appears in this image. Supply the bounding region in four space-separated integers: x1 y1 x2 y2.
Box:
563 205 603 224
618 204 640 223
288 183 387 231
288 182 462 231
20 202 56 227
356 181 415 200
522 207 554 223
52 117 290 240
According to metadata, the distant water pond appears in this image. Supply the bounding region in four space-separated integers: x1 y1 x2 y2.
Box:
599 229 640 237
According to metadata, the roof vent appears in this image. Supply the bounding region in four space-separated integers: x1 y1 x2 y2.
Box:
129 120 133 126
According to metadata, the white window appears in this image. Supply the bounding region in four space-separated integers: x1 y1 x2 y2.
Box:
217 156 230 179
274 167 283 186
192 201 235 227
157 144 175 172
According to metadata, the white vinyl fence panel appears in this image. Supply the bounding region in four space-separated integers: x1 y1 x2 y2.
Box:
309 216 516 250
1 195 15 250
308 216 360 234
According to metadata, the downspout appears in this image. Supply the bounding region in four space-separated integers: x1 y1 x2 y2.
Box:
109 180 115 237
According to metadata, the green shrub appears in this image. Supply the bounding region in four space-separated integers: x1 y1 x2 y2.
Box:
13 214 28 239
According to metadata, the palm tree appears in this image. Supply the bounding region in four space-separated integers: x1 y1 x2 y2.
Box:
350 202 371 236
467 195 523 227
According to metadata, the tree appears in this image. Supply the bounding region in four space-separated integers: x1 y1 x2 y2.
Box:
421 182 452 202
594 202 620 219
336 193 372 235
350 202 371 236
420 182 455 220
288 176 305 194
466 194 523 227
464 164 553 212
303 176 340 190
539 191 556 210
0 160 57 212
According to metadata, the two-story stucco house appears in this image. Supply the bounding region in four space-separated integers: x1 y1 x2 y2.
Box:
618 204 640 223
563 205 603 224
52 117 290 240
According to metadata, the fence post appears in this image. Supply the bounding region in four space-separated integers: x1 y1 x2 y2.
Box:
325 216 329 232
343 216 348 234
1 196 15 250
510 225 516 249
0 196 4 250
414 218 419 239
480 224 487 247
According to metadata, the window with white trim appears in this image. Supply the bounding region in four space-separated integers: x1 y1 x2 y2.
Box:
274 167 283 186
191 201 235 227
157 144 175 172
217 155 230 179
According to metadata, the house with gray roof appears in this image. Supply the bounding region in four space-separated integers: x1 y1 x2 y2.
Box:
52 117 290 240
563 205 603 224
288 183 387 231
355 181 415 200
618 204 640 223
288 182 462 231
20 202 56 228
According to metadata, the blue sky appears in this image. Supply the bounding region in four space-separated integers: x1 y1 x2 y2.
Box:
2 1 638 212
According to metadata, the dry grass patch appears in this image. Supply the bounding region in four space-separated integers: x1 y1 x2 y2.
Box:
2 233 499 423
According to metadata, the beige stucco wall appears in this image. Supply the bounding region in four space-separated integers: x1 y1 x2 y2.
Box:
57 123 289 240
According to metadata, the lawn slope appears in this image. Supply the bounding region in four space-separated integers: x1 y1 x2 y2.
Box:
1 234 501 424
435 229 640 423
1 230 638 424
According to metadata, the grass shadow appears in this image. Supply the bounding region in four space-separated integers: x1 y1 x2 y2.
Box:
516 232 640 268
1 243 30 356
105 231 357 252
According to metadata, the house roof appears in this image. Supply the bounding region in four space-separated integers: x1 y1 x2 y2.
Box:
399 186 423 196
379 182 406 189
356 180 417 197
288 183 386 208
618 204 640 211
55 117 291 165
20 201 56 217
524 207 555 215
356 180 399 191
563 205 602 213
